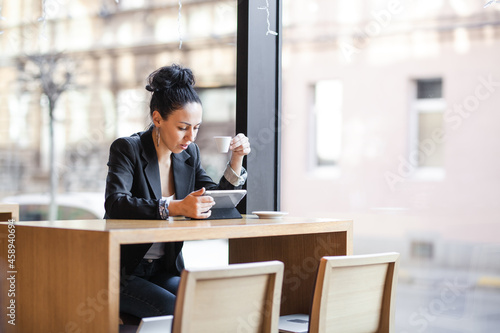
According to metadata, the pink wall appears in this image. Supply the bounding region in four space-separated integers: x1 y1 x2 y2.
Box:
281 29 500 243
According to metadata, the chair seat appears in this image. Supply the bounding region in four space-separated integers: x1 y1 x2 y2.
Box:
278 314 310 333
120 312 141 325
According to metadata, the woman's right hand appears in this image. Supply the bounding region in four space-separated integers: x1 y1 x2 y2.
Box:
168 188 215 219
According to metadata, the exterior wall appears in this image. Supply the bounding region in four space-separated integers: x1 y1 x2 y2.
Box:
280 2 500 259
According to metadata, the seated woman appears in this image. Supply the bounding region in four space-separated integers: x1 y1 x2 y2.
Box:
104 64 251 319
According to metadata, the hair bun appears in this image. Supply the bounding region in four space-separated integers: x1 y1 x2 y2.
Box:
146 64 201 120
168 65 195 88
146 64 195 93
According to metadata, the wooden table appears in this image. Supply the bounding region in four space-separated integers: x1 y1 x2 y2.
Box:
0 216 352 333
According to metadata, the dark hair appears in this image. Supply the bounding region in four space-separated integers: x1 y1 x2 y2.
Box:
145 64 201 119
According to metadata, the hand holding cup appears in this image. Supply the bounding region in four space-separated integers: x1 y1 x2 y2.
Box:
229 133 251 157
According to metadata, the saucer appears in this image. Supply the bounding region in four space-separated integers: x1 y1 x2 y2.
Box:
252 211 288 219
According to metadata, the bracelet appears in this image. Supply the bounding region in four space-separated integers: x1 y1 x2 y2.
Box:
159 198 169 220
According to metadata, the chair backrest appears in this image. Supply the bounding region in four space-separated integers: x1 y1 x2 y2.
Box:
172 260 284 333
309 252 400 333
0 203 19 221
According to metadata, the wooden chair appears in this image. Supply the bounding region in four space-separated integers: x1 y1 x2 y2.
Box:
308 252 400 333
0 203 19 221
171 260 284 333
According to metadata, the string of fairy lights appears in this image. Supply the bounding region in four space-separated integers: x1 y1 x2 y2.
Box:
178 0 183 49
37 0 47 39
484 0 500 7
258 0 278 36
0 5 6 35
19 0 277 45
4 0 498 42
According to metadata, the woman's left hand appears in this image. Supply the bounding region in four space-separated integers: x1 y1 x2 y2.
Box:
230 133 251 158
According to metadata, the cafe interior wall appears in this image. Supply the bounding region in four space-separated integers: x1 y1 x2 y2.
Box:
280 1 500 271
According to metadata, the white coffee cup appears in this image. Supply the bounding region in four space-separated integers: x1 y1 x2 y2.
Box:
214 136 232 153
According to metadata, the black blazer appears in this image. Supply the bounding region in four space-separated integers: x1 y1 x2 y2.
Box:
104 126 243 276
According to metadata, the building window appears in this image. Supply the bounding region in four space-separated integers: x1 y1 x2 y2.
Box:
410 240 434 260
412 78 445 170
311 80 343 168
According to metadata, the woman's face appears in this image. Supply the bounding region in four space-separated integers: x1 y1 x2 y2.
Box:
154 102 203 154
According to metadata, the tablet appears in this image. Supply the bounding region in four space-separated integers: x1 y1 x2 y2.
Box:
204 189 247 209
136 315 173 332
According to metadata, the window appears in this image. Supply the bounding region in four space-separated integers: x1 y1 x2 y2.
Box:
281 3 500 330
411 78 445 172
410 240 434 260
311 80 343 169
8 93 31 148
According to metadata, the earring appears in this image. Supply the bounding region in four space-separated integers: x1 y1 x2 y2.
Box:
156 127 160 147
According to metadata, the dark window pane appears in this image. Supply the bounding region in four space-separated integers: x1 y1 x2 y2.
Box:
417 79 443 99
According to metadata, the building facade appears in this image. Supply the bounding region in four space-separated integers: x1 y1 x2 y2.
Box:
0 0 237 195
281 1 500 267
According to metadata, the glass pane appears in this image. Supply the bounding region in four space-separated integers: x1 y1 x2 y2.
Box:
418 112 444 167
417 78 443 99
196 87 236 180
282 1 500 332
314 80 342 166
0 0 238 199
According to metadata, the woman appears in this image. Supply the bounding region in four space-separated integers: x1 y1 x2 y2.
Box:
104 64 251 319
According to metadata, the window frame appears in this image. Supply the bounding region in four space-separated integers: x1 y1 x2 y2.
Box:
309 79 343 174
409 78 446 180
236 0 282 212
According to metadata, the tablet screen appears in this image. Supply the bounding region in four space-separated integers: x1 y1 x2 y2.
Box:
204 190 247 209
